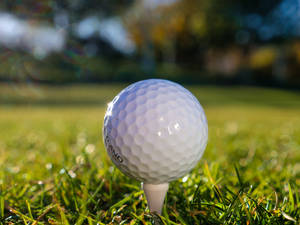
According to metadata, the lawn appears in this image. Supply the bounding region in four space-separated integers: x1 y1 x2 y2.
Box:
0 83 299 224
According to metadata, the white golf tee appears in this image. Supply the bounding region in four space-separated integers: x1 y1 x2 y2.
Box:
142 183 169 215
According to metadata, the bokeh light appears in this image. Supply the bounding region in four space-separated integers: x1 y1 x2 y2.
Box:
0 0 299 88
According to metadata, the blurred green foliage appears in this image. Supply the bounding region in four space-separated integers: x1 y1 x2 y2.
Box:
0 0 300 86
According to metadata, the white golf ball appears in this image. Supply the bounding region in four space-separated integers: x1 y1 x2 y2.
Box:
103 79 208 184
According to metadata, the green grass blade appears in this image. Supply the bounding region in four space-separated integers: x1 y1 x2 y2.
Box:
234 164 243 187
0 196 4 219
26 199 34 219
288 183 295 210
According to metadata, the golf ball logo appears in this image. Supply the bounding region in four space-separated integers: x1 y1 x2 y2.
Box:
104 135 123 163
103 79 208 184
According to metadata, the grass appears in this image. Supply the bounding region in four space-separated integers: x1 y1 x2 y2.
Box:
0 83 299 224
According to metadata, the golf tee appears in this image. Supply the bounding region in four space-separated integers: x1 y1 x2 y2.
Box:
142 183 169 215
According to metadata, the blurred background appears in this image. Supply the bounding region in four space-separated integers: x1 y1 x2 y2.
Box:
0 0 300 87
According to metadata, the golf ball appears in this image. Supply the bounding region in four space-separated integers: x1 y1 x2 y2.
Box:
103 79 208 184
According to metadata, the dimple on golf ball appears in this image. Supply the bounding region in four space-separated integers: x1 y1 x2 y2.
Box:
103 79 208 184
